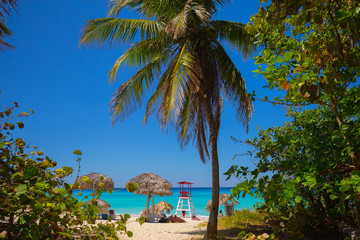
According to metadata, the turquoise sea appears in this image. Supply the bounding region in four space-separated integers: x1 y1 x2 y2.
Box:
76 188 259 217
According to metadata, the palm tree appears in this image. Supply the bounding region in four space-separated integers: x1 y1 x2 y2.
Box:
81 0 254 238
0 0 18 51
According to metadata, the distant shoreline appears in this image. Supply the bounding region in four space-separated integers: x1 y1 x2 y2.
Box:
75 187 258 216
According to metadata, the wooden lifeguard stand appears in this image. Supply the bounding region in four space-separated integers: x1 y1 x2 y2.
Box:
175 181 196 218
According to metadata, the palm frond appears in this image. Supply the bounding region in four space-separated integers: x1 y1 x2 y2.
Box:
176 89 210 163
166 2 210 39
0 0 18 51
80 18 164 47
157 44 189 127
211 20 256 57
202 0 231 14
110 47 172 124
176 91 193 146
108 0 183 19
139 0 183 19
107 0 143 17
143 41 190 127
0 0 18 17
174 51 211 163
165 3 190 40
0 22 14 51
190 2 210 25
212 41 253 130
212 0 231 7
108 36 171 82
194 99 210 162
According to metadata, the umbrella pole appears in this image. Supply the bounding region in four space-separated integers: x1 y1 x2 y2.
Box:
146 192 150 222
152 194 155 220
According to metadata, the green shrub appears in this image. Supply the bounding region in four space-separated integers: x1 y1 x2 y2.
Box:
0 103 132 239
226 107 359 238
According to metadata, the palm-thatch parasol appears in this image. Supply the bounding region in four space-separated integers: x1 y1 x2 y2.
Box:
75 172 114 191
84 199 111 214
127 173 173 222
151 201 175 215
206 193 239 212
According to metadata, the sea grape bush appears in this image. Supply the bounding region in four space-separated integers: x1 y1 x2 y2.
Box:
226 0 360 237
227 106 360 237
0 103 132 239
246 0 360 173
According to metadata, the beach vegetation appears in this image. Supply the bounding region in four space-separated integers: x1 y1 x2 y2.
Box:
80 0 256 239
0 102 132 239
197 210 275 240
227 107 355 239
226 0 360 238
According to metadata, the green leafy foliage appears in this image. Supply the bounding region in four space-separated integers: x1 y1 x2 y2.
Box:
73 149 83 155
125 182 138 193
226 0 360 236
0 102 133 239
226 107 359 237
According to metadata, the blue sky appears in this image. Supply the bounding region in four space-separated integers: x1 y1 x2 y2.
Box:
1 0 288 187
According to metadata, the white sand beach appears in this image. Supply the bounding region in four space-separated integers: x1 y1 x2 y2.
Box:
117 217 207 240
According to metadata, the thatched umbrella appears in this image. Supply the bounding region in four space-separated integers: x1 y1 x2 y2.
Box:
84 199 111 214
206 193 239 212
151 201 175 215
127 173 173 222
75 172 114 191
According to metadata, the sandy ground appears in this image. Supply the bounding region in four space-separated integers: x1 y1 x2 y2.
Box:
117 217 207 240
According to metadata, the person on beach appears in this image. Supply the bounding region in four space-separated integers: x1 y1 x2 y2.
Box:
218 210 223 218
191 215 200 220
109 210 116 220
158 210 167 223
159 210 166 219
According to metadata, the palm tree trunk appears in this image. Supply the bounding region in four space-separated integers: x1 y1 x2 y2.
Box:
204 99 221 240
204 137 220 240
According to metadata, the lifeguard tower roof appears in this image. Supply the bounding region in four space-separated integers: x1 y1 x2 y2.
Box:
177 181 193 184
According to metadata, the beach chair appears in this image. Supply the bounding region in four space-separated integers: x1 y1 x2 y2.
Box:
109 210 116 220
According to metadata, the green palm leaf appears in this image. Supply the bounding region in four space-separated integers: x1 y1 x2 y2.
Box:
211 20 256 57
176 90 210 162
80 18 165 47
144 41 190 127
202 0 231 14
108 36 171 82
212 41 253 129
0 0 18 51
107 0 142 17
110 47 172 124
166 2 209 39
0 0 18 17
108 0 183 19
0 22 14 51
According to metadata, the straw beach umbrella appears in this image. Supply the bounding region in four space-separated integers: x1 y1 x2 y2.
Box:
75 172 114 191
84 199 111 214
127 173 173 222
151 201 175 215
206 193 239 212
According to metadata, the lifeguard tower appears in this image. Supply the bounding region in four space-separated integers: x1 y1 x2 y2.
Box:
175 181 196 218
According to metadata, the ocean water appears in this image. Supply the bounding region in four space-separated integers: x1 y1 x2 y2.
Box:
76 187 259 217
